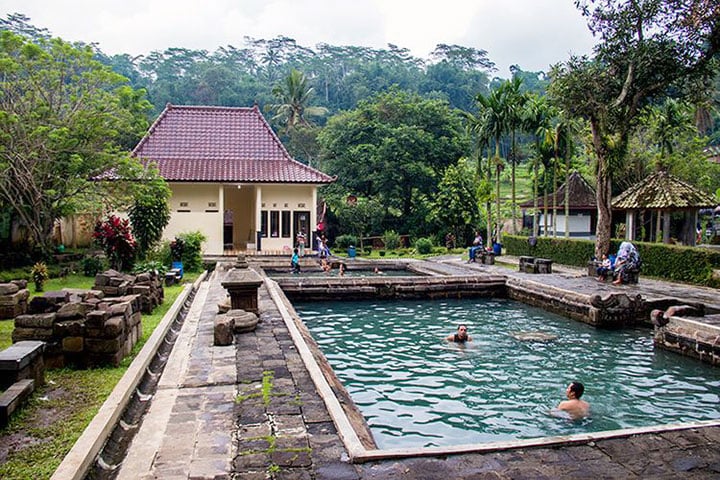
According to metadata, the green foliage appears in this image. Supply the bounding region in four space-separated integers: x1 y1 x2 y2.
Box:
504 234 720 287
30 262 48 292
81 255 106 277
92 215 137 272
127 171 171 259
415 237 434 254
382 230 401 250
318 89 470 235
328 195 384 247
175 231 207 272
334 234 358 249
132 260 167 276
0 31 152 255
428 158 483 245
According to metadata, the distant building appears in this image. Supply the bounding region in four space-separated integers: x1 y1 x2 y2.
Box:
520 171 597 239
132 104 335 255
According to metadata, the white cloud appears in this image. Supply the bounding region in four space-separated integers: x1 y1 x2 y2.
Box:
2 0 596 76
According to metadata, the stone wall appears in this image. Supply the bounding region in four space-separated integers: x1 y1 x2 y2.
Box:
10 270 163 368
653 309 720 366
0 280 29 319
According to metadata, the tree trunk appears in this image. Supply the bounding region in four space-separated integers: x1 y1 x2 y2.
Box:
533 155 539 237
511 130 517 234
591 120 612 258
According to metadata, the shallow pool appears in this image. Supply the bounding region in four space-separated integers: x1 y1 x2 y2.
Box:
296 298 720 449
266 268 418 278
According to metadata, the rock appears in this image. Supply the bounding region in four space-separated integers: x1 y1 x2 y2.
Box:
228 309 259 334
510 331 558 342
218 296 231 313
214 314 234 346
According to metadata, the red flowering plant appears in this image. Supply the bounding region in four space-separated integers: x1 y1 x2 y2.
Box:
92 215 137 272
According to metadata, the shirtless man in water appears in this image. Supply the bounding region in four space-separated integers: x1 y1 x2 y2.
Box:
446 325 472 343
558 381 590 419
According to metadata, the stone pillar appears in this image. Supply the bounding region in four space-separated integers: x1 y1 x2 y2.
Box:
221 268 263 314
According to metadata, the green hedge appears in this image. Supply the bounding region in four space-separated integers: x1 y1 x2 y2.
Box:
503 234 720 287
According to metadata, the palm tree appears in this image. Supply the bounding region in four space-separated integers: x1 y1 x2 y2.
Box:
521 95 554 237
268 69 328 132
476 84 514 244
502 78 528 234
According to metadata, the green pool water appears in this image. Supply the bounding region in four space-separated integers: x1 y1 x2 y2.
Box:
296 298 720 449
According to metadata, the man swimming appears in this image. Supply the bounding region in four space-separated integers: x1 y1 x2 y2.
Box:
446 324 472 343
557 381 590 419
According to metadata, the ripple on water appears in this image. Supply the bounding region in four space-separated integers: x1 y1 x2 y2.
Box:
296 298 720 449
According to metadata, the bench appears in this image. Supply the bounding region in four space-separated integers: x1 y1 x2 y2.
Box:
0 378 35 428
519 256 553 274
0 340 45 390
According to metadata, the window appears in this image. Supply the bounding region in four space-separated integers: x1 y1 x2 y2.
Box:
270 211 279 237
260 210 268 237
281 211 291 238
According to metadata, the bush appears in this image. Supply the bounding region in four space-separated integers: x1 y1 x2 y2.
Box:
81 255 107 277
379 250 386 257
176 231 207 272
335 234 358 249
415 237 433 254
92 215 137 272
503 234 720 287
132 260 167 276
382 230 401 250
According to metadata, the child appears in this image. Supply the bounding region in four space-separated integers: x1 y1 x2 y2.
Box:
596 254 612 281
291 248 300 274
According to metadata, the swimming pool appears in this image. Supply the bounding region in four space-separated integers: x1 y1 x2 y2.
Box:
296 298 720 449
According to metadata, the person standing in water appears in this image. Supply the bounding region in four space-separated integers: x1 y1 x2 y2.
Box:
557 381 590 419
446 325 472 343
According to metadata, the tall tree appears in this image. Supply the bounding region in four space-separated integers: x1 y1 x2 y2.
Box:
549 0 720 257
0 31 152 255
268 69 328 131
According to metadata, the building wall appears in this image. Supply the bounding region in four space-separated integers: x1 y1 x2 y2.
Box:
539 213 593 239
165 183 222 254
166 182 317 255
257 184 315 252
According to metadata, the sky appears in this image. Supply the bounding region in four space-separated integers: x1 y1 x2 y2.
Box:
1 0 598 76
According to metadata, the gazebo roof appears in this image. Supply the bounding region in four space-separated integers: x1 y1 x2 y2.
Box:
519 171 596 210
612 170 716 210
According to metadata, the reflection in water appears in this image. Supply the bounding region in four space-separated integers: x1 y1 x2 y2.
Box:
297 298 720 449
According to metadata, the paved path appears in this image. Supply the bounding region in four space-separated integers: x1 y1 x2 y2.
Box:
116 258 720 479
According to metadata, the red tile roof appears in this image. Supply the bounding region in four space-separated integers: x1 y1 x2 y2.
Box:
132 104 335 184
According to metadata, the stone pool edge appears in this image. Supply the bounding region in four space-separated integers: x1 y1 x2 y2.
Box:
264 275 720 464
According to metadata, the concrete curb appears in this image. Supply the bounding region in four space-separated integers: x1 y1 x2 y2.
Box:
50 274 205 480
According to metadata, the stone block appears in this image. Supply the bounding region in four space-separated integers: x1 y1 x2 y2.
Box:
214 314 234 346
62 336 84 353
86 349 124 367
85 336 123 354
56 302 93 320
0 283 19 295
85 309 111 327
103 316 125 337
53 320 85 337
11 327 54 342
0 289 29 306
228 309 259 334
14 313 56 329
0 341 45 390
0 379 35 428
28 293 68 314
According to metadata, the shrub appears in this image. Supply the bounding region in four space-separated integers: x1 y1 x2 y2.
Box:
382 230 401 250
415 237 433 254
81 255 107 277
92 215 137 272
379 250 386 257
335 234 358 249
30 262 49 292
132 260 167 276
176 231 207 272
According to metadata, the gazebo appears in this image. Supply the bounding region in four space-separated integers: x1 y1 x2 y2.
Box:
611 170 716 246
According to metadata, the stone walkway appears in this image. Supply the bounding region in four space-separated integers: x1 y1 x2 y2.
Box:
116 258 720 479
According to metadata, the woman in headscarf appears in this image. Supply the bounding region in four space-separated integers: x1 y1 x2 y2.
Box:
613 241 640 285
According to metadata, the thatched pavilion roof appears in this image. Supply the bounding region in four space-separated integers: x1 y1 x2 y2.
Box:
519 171 596 210
612 170 716 210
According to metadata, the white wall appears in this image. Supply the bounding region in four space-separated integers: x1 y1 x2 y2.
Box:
165 183 223 254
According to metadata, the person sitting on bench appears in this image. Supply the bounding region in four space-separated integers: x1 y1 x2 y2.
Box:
468 231 484 263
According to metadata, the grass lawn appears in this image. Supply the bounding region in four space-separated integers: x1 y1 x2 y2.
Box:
0 272 199 480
